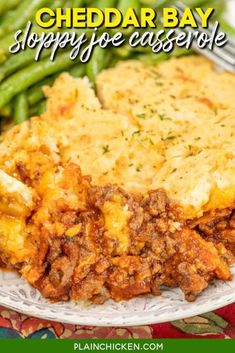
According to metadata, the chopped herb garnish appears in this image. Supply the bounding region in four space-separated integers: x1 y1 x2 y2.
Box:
149 138 154 145
121 130 124 137
171 168 177 173
132 130 141 136
136 113 146 120
195 137 201 141
75 89 79 98
159 114 172 121
136 167 141 172
129 163 134 167
102 145 110 154
165 135 176 140
156 81 164 87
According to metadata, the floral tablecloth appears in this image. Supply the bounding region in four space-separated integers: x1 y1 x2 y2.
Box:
0 304 234 339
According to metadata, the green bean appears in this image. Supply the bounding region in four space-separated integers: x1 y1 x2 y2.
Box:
0 50 6 66
0 52 75 108
52 0 69 9
138 51 169 64
51 0 78 10
181 0 212 6
28 77 56 106
0 11 96 59
29 104 40 117
0 34 14 54
97 0 117 10
38 100 47 115
117 0 140 13
0 0 49 38
69 64 86 78
0 49 51 81
0 105 12 118
28 64 86 106
139 0 167 9
204 0 225 15
139 48 194 65
171 48 195 58
86 46 106 84
0 21 67 59
70 0 84 7
115 0 140 36
0 0 21 16
113 46 133 59
29 99 47 117
14 92 29 124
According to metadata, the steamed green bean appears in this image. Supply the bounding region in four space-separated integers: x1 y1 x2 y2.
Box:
27 64 86 106
0 0 49 38
28 77 56 106
0 105 12 118
86 46 106 84
97 0 117 11
0 0 233 124
38 100 47 115
14 92 29 124
117 0 140 13
0 49 51 81
70 0 84 7
69 64 86 77
0 52 75 108
0 0 21 16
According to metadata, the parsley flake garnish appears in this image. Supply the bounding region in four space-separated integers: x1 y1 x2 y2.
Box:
136 113 146 120
165 135 176 140
159 114 172 121
102 145 110 154
132 130 141 136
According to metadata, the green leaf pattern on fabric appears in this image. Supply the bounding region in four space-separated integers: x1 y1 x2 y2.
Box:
172 312 229 334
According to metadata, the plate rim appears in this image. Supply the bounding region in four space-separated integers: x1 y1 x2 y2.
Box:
0 269 235 326
0 0 234 328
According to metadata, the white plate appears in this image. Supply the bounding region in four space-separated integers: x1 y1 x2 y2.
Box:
0 267 235 326
0 2 235 326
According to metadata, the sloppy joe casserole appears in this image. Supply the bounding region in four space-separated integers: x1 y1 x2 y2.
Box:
0 56 234 303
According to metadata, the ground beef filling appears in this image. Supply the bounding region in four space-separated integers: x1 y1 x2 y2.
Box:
13 164 234 304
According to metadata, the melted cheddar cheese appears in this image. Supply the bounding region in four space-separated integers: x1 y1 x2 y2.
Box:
101 195 131 255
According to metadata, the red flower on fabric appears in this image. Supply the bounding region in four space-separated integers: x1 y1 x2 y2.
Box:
20 318 64 337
